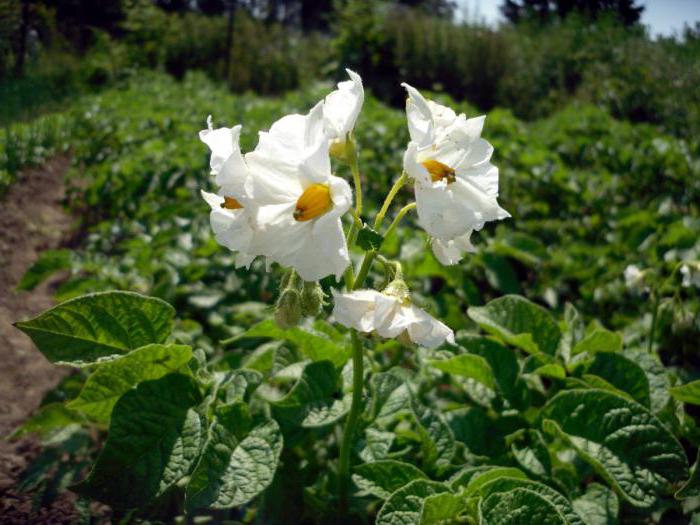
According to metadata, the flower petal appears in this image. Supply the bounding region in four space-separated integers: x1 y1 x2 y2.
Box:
405 304 455 349
332 289 383 332
431 233 476 265
200 190 256 265
323 69 364 141
402 82 434 147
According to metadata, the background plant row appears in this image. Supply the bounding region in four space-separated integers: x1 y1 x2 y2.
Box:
2 1 699 141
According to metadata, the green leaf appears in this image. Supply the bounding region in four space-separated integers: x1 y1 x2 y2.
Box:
359 427 396 462
75 373 203 509
670 380 700 406
572 329 623 356
510 430 551 479
376 480 448 525
491 231 549 266
68 344 192 422
238 320 350 367
534 363 566 379
480 488 567 525
11 403 85 440
186 406 283 511
356 225 384 251
573 483 619 525
540 389 688 508
676 451 700 499
579 375 634 401
370 370 411 421
481 252 521 294
476 477 584 525
458 336 529 409
584 352 650 408
214 369 263 405
428 353 496 389
451 466 528 492
17 249 72 291
447 407 519 458
623 350 670 414
353 460 427 499
411 398 455 472
271 360 347 428
561 303 586 358
420 491 468 524
15 291 175 365
467 295 561 356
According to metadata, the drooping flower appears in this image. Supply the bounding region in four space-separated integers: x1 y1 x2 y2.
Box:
401 83 509 265
332 289 454 349
323 69 364 156
245 103 353 282
199 118 258 268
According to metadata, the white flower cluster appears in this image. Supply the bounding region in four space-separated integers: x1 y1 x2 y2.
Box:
402 84 510 265
200 70 362 282
200 72 509 348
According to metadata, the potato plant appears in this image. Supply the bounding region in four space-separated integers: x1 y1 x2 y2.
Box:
9 71 700 524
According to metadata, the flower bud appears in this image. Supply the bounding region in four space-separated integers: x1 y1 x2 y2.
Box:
329 140 349 161
301 281 325 317
383 278 410 305
275 287 302 329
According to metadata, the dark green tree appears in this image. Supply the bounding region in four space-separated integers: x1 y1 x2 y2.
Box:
501 0 644 26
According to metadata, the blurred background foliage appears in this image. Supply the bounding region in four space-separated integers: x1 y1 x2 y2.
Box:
1 0 699 139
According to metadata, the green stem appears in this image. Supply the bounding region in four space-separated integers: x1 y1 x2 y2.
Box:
343 137 363 290
353 174 409 290
648 292 660 353
338 329 363 513
648 261 684 353
348 138 363 218
383 202 416 243
373 172 408 230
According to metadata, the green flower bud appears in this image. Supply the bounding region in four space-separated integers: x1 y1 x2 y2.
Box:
383 278 410 305
301 281 325 317
329 140 349 161
275 287 302 329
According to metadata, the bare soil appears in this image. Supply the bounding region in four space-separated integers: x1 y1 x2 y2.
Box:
0 156 82 523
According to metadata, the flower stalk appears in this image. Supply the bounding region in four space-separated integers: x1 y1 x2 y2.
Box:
338 329 363 514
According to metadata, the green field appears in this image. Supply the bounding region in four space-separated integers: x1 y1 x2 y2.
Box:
3 67 699 523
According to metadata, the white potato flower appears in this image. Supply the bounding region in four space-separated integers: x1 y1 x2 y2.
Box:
332 289 455 349
624 264 645 290
401 83 509 265
245 103 353 282
323 69 364 149
681 263 700 288
199 118 258 268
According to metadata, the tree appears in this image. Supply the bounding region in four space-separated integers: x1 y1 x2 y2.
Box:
501 0 644 26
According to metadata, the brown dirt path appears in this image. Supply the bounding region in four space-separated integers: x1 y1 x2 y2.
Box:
0 156 80 522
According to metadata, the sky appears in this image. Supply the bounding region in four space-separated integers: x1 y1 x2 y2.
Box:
457 0 700 37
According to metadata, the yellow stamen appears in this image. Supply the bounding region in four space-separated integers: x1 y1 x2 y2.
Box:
221 196 244 210
294 183 332 222
421 159 456 183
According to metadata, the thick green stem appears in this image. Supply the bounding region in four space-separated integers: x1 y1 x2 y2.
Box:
338 329 363 513
343 137 363 290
